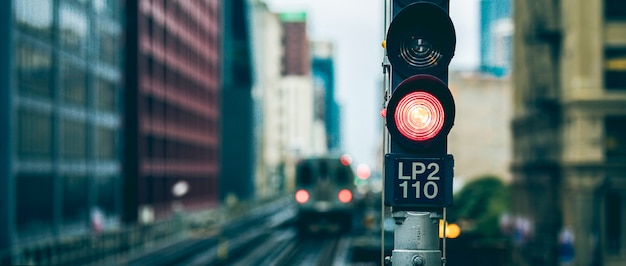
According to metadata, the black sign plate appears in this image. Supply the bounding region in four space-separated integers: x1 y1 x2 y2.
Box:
384 154 454 207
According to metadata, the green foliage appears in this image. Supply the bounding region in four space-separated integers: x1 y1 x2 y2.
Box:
448 175 510 238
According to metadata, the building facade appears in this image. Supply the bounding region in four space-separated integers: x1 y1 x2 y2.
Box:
124 0 221 222
277 12 321 192
311 40 342 154
251 0 284 200
448 71 512 185
511 0 626 265
1 0 124 256
220 0 255 202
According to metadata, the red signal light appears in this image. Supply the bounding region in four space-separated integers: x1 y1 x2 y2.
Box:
394 91 445 142
340 154 352 166
357 164 371 180
385 75 455 151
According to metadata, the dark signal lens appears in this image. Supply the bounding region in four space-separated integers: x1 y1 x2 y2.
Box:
385 2 456 77
394 91 445 142
399 35 443 69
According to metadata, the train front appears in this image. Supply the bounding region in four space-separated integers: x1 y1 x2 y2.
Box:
294 157 356 234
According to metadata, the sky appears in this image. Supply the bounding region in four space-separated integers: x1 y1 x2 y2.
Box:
265 0 480 171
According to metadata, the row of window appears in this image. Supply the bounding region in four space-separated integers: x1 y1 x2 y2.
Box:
16 175 120 236
144 15 220 82
14 0 121 63
17 41 119 112
144 55 219 105
17 107 118 160
144 134 218 162
143 95 217 135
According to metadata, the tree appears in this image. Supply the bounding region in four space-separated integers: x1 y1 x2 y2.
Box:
449 175 509 239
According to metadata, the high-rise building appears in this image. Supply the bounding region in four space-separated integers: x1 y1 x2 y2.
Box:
124 0 221 222
1 0 124 253
448 71 512 184
220 0 255 202
311 41 342 153
480 0 512 77
251 0 284 200
511 0 626 264
278 12 317 192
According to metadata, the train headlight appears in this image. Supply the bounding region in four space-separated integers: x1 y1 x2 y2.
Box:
295 189 310 204
338 189 352 203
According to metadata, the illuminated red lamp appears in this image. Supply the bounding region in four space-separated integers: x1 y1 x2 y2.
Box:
356 164 371 180
386 74 455 151
340 154 352 166
394 91 445 141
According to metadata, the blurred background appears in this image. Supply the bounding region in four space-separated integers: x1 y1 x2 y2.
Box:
0 0 625 265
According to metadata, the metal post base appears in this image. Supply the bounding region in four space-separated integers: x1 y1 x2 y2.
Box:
390 210 442 266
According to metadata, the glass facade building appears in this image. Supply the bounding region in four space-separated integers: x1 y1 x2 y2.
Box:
1 0 124 248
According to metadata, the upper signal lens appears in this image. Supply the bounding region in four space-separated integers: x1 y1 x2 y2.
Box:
385 2 456 77
400 35 443 69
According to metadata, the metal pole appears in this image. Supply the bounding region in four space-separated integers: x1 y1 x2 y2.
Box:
381 0 391 265
442 207 447 266
391 210 442 266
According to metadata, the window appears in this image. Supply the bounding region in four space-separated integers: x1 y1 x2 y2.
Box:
61 60 87 106
14 0 53 40
95 176 120 218
61 117 87 159
605 0 626 21
60 4 88 55
336 165 353 186
98 29 119 66
16 175 53 235
605 49 626 90
605 116 626 161
95 77 117 112
17 42 52 98
297 162 313 186
95 126 116 160
17 108 52 159
94 0 120 19
62 175 88 225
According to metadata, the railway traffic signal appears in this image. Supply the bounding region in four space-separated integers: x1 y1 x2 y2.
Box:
384 0 456 208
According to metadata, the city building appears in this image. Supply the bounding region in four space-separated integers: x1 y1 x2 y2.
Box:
278 12 319 192
1 0 124 256
220 0 256 202
511 0 626 265
124 0 221 222
480 0 512 77
251 0 284 200
448 71 512 186
311 40 342 154
252 7 339 198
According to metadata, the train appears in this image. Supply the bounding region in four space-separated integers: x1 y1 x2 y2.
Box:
294 156 356 234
